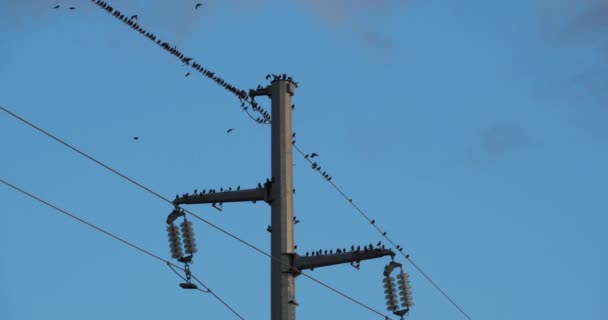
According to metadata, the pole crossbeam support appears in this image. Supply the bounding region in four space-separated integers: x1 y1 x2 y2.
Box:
295 249 395 271
173 186 270 205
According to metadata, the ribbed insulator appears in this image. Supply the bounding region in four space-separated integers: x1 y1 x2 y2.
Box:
167 224 183 259
397 271 414 307
383 276 399 311
180 220 197 254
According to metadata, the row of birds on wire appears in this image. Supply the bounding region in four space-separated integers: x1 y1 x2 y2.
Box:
90 0 271 124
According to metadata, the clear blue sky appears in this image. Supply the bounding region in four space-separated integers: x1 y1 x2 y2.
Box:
1 0 606 319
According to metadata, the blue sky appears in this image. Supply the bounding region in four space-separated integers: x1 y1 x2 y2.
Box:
1 0 606 319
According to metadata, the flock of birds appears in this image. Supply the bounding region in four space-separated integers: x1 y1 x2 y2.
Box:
304 153 332 182
88 0 273 125
302 242 391 258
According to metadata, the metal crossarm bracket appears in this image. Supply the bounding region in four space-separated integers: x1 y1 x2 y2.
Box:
295 249 395 271
173 184 271 206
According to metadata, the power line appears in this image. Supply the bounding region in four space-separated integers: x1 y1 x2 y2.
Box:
292 145 474 320
0 104 393 319
0 178 246 320
88 0 271 125
165 262 247 320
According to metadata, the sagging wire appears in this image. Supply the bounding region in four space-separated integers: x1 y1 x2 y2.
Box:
89 0 271 125
0 178 245 320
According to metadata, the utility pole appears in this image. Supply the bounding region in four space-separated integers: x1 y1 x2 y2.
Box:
173 78 394 320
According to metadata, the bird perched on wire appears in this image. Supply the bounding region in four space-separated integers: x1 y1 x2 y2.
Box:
195 3 203 10
130 14 138 21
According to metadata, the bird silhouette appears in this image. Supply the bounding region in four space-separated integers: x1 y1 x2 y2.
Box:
370 219 375 224
130 14 137 20
226 128 235 133
195 3 203 9
310 153 319 158
53 5 60 9
185 72 190 77
266 225 272 233
133 136 139 140
69 7 76 10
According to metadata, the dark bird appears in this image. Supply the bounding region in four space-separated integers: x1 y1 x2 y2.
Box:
294 245 297 250
266 225 272 233
377 241 382 247
53 5 60 9
185 72 191 77
183 57 193 64
226 128 235 133
310 153 319 158
257 182 262 189
133 136 139 140
131 14 138 20
291 104 295 110
370 219 375 224
294 218 300 224
382 232 387 236
237 186 240 190
195 3 203 9
69 7 76 10
292 132 296 138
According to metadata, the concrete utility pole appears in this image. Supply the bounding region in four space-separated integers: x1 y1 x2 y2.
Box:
173 78 394 320
269 80 296 320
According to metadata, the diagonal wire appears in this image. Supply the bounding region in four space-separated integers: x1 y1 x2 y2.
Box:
88 0 271 125
0 178 246 320
292 144 473 320
0 104 393 319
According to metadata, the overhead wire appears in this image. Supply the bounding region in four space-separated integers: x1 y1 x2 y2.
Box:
88 0 271 125
0 178 246 320
0 104 393 320
292 144 474 320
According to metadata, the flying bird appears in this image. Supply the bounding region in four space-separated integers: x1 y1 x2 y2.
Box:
133 137 139 140
69 7 76 10
185 72 191 77
226 128 235 133
195 3 203 9
53 5 60 9
130 14 138 21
